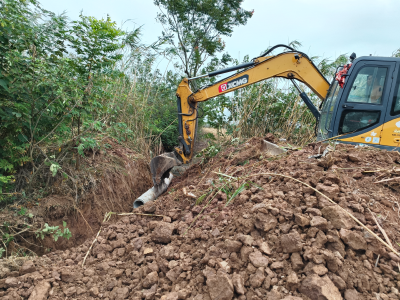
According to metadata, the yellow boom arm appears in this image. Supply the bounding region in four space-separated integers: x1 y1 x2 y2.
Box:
175 51 330 163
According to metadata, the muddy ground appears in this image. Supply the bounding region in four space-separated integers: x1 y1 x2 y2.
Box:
1 137 400 300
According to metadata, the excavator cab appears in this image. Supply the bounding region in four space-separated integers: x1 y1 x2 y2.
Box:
318 56 400 149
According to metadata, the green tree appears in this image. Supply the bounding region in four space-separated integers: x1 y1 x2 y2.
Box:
154 0 253 78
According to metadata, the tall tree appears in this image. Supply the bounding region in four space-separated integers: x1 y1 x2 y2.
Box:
154 0 253 78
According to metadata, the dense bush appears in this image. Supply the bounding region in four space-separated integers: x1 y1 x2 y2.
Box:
0 0 179 199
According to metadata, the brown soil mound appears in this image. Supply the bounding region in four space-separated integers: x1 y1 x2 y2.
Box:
1 138 400 300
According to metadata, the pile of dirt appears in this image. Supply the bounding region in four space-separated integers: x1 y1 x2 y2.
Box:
1 138 400 300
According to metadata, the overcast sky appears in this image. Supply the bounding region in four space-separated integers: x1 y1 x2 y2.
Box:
39 0 400 72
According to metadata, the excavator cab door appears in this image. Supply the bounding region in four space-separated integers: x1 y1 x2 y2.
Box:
330 59 396 145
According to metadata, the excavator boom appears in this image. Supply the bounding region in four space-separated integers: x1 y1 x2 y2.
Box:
174 49 330 164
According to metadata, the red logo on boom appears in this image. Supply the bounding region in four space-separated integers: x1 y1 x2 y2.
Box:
218 83 227 93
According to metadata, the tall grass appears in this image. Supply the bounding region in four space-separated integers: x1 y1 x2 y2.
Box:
229 79 319 146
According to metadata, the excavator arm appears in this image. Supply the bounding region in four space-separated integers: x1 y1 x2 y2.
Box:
174 48 330 164
143 46 331 205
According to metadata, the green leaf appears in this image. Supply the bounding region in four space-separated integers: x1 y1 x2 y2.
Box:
0 79 8 91
225 182 248 206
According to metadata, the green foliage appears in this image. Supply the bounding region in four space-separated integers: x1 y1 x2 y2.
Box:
35 221 71 242
196 141 220 163
0 0 179 200
17 207 27 216
68 14 125 76
77 137 98 157
154 0 253 77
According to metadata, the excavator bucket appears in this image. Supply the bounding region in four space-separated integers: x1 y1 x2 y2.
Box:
133 152 181 208
149 152 181 186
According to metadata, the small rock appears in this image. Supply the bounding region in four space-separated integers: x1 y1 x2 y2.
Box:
300 274 341 300
240 246 253 262
388 252 400 263
63 286 76 297
152 222 174 243
211 228 220 237
132 237 143 251
225 239 242 252
232 273 245 295
281 231 303 253
286 271 299 291
142 284 157 300
114 269 124 278
143 204 156 213
339 229 367 250
178 289 189 300
60 269 76 283
142 271 159 289
237 234 253 246
254 213 278 232
329 273 346 291
168 260 179 269
5 277 18 288
344 289 360 300
144 248 154 256
305 208 322 216
294 214 310 227
249 267 265 288
161 292 179 300
312 264 328 276
90 286 99 297
291 252 304 271
310 216 328 231
258 241 272 255
321 206 355 230
160 245 175 260
249 251 269 268
270 261 285 270
218 261 231 273
19 260 36 276
266 288 282 300
206 273 234 300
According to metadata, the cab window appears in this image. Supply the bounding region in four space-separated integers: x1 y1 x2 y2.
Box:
347 66 387 104
339 110 380 134
391 68 400 115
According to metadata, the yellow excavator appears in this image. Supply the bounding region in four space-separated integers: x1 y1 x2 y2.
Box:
134 44 400 207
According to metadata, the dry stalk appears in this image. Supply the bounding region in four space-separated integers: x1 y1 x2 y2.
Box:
374 176 400 184
368 209 400 271
74 205 94 234
116 212 165 218
82 212 113 268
